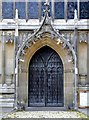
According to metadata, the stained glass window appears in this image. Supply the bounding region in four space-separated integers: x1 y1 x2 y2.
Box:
15 2 26 19
2 1 13 19
28 2 39 19
67 2 77 19
54 2 64 19
80 2 89 19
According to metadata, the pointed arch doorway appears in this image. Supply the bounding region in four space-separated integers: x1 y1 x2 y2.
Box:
28 46 64 107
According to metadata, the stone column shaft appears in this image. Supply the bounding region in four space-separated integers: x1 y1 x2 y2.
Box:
87 33 89 85
74 27 78 109
2 32 5 84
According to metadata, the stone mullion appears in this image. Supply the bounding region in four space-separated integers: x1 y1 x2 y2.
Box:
64 0 68 22
26 0 28 21
77 0 80 20
13 0 15 19
38 0 42 22
52 0 54 22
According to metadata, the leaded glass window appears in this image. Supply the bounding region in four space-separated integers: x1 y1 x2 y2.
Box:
2 1 13 19
2 0 89 19
15 1 26 19
28 2 39 19
80 2 89 19
67 2 77 19
54 2 64 19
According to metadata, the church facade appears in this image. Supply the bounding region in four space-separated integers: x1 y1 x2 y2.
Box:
0 0 89 109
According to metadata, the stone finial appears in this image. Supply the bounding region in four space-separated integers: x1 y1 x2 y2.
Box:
74 9 78 28
46 0 49 4
15 9 18 20
74 9 78 20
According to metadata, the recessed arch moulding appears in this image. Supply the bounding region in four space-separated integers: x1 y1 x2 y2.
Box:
18 36 74 108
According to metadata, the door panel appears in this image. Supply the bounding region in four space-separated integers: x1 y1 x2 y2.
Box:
28 55 45 106
46 53 63 106
28 46 64 107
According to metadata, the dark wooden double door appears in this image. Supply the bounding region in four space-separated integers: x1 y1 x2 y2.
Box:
28 46 64 107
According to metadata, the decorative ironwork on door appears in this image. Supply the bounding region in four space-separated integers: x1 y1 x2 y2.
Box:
28 46 64 107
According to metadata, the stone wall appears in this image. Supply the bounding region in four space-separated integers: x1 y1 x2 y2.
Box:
0 32 15 108
78 43 87 85
5 43 14 85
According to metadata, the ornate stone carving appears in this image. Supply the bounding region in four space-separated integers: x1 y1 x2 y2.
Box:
79 74 87 85
5 74 13 85
6 31 14 43
79 32 88 43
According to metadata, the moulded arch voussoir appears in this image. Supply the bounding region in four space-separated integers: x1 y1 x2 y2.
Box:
21 38 73 73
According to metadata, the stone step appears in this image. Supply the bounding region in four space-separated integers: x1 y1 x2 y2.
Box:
26 107 67 111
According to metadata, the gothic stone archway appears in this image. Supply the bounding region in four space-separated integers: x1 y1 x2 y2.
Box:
15 2 77 109
18 38 74 108
28 46 64 107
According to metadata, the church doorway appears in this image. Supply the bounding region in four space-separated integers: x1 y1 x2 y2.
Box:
28 46 64 107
